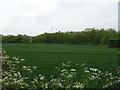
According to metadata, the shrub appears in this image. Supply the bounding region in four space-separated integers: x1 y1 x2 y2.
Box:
108 38 120 48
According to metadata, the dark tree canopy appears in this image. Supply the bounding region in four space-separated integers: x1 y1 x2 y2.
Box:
1 28 120 47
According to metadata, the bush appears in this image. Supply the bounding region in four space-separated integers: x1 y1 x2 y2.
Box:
108 38 120 48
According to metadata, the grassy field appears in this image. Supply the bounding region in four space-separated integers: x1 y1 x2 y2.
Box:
3 44 118 77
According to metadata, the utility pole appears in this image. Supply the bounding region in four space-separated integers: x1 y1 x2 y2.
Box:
118 1 120 66
51 27 53 33
29 36 32 44
118 1 120 31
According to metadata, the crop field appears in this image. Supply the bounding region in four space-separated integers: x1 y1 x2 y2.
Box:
3 44 118 77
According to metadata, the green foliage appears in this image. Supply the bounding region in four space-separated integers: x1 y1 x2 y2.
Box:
2 50 120 89
2 34 31 43
108 38 120 48
2 28 118 46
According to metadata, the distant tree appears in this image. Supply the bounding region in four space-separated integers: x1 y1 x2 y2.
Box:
2 28 118 47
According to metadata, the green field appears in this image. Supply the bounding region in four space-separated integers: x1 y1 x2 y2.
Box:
3 44 118 77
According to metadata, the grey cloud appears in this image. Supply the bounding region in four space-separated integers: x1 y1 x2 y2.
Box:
0 0 118 36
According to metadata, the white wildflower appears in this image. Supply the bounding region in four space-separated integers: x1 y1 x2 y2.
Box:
67 74 73 78
22 66 27 69
20 59 25 61
33 66 37 69
62 63 66 67
61 69 67 72
40 76 45 80
81 63 86 66
25 77 28 80
15 61 20 64
70 69 76 72
27 69 31 71
14 73 18 77
85 70 89 73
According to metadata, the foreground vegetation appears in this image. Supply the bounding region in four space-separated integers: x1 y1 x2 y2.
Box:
1 49 120 89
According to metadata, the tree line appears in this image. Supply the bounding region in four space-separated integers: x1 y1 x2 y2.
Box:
1 28 120 47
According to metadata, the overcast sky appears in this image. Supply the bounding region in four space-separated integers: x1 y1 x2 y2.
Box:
0 0 119 36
